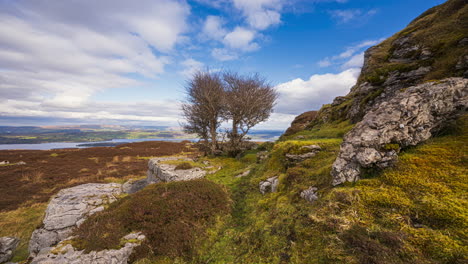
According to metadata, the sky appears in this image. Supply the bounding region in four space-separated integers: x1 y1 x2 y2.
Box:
0 0 447 130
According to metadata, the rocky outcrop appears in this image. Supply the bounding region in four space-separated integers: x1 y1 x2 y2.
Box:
28 183 122 256
31 232 145 264
0 237 19 263
300 187 319 203
259 176 279 194
286 145 321 162
283 111 318 136
332 78 468 185
147 157 206 183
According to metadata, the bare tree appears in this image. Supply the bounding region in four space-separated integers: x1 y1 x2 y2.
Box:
181 71 224 154
223 72 278 156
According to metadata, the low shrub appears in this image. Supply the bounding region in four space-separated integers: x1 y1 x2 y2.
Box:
72 179 230 261
174 162 193 170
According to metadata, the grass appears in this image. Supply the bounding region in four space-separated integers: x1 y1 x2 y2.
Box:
0 203 47 262
189 115 468 263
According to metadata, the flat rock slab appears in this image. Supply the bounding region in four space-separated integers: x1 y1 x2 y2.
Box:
147 157 206 183
29 183 122 257
31 232 145 264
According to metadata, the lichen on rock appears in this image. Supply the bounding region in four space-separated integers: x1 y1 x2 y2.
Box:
332 78 468 185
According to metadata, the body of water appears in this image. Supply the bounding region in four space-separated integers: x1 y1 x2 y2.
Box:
0 138 195 150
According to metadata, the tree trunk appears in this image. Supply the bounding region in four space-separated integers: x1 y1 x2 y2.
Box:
210 120 217 154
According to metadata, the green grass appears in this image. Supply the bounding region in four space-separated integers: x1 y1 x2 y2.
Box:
281 120 354 141
189 115 467 263
0 203 47 262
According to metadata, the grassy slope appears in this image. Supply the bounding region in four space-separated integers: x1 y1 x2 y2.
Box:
190 115 467 264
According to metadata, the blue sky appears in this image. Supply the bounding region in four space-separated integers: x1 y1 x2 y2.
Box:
0 0 446 129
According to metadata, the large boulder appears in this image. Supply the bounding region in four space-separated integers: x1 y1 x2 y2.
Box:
28 183 122 257
147 157 206 183
332 78 468 185
0 237 20 263
31 232 145 264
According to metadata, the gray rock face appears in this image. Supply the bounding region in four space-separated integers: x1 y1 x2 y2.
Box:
122 178 149 194
332 78 468 185
0 237 20 263
259 176 279 195
28 183 122 257
31 232 145 264
286 145 321 162
300 187 318 203
147 157 206 183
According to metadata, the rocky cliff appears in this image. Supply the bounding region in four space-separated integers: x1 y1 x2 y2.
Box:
284 0 468 184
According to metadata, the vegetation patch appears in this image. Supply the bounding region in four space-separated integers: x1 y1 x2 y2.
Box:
71 179 230 261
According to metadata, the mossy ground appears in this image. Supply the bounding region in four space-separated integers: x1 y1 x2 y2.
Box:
188 115 467 263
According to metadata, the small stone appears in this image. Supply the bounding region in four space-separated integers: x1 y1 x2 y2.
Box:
300 187 318 203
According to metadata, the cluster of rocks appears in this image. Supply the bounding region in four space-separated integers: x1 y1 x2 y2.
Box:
332 78 468 185
259 176 279 195
25 156 209 263
29 183 123 258
31 232 145 264
286 145 321 162
0 237 19 263
147 157 206 183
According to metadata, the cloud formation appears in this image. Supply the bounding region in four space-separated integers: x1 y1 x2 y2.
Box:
275 68 360 114
0 0 189 125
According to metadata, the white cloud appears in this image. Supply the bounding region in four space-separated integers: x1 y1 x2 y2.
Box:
232 0 283 30
0 0 189 124
275 68 360 114
180 58 204 78
211 48 239 61
342 52 364 69
223 27 259 51
329 8 378 24
0 99 182 125
202 16 227 40
318 39 383 68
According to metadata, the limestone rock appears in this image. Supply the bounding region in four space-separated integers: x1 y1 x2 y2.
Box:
28 183 122 256
259 176 279 194
147 157 206 183
300 187 318 203
0 237 20 263
332 78 468 185
31 232 145 264
235 170 250 178
122 178 149 194
286 145 321 162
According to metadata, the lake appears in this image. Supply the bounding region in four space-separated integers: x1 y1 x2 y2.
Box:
0 138 195 150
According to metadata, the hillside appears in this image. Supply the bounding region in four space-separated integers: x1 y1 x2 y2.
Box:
0 1 467 264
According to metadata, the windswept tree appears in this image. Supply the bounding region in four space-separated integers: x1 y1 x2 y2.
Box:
181 71 224 154
223 72 278 155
